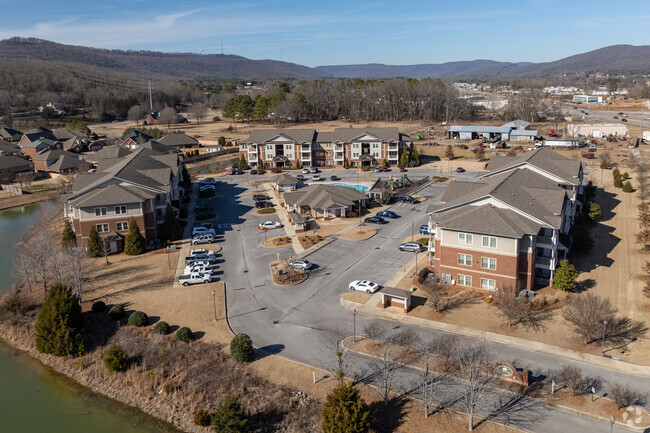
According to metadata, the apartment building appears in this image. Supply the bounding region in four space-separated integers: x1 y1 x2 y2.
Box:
239 128 411 169
63 147 183 252
429 148 583 290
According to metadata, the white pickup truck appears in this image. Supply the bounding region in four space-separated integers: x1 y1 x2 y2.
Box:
177 272 212 286
184 264 210 275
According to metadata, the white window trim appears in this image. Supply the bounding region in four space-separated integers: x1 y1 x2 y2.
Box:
457 253 472 266
481 257 497 270
96 223 109 233
94 207 107 217
116 222 129 231
458 274 472 286
482 236 497 248
458 232 473 245
115 205 127 215
481 278 497 290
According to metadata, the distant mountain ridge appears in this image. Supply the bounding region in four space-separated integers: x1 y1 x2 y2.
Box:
1 38 649 79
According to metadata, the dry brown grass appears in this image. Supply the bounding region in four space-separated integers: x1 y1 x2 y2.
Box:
262 236 292 247
339 228 377 241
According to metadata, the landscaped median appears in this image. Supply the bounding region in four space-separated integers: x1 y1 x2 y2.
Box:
269 259 308 286
341 335 650 431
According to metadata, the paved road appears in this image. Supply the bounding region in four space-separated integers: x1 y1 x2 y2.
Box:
202 173 650 433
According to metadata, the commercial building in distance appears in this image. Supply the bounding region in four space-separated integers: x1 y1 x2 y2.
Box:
572 95 603 104
567 123 627 138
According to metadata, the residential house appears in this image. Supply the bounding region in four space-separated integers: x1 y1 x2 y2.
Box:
0 140 21 156
33 150 92 174
272 173 299 192
144 112 160 125
116 130 154 148
52 128 87 141
133 140 177 154
239 127 411 169
0 155 34 183
158 132 200 149
61 137 88 153
19 128 57 148
89 146 132 163
0 125 23 142
22 138 62 158
429 148 583 291
63 147 184 252
283 184 367 219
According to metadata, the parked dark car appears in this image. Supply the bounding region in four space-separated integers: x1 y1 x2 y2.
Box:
195 202 213 213
398 195 418 204
257 169 266 175
456 167 466 173
330 175 339 181
250 169 258 175
377 210 398 219
253 194 271 201
364 216 387 224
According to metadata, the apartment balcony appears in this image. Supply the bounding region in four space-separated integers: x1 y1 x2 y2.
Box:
536 235 555 247
388 152 399 159
301 152 312 160
301 144 311 151
388 143 399 149
535 256 556 270
334 152 345 161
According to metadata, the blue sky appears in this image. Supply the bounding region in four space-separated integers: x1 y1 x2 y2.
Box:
0 0 648 67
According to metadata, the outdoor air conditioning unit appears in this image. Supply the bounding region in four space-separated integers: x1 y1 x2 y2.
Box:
451 279 456 285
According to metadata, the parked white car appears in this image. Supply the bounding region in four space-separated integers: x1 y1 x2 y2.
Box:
349 280 379 294
184 264 210 275
190 248 211 256
312 174 321 181
178 272 212 286
192 226 216 236
258 221 283 230
289 259 312 270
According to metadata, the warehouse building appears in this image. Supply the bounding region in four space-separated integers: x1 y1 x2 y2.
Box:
567 123 627 138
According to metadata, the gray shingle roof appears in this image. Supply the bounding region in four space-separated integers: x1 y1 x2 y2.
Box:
331 127 408 143
244 129 317 144
0 155 33 170
0 126 23 141
33 149 79 164
24 138 58 149
137 140 176 154
435 204 543 238
92 146 132 161
48 155 91 171
69 184 157 207
284 185 366 211
483 147 581 186
158 132 199 147
272 173 299 185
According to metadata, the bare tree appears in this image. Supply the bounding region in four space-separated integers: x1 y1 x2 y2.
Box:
558 364 584 397
374 330 419 406
363 321 387 347
20 230 52 292
55 174 75 194
127 104 143 125
159 106 177 129
191 103 207 124
64 246 90 301
322 327 355 386
413 338 447 419
454 342 495 431
495 286 551 330
608 383 648 409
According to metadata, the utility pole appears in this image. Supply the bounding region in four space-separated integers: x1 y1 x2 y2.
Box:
148 80 153 113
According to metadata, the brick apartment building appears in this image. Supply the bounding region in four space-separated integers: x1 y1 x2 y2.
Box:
429 148 584 291
63 147 183 252
239 128 411 169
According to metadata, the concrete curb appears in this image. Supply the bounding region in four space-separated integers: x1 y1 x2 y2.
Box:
339 296 650 377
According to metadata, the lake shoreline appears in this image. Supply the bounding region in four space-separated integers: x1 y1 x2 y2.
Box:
0 320 194 433
0 191 59 212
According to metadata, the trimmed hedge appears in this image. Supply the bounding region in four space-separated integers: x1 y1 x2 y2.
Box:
108 304 125 320
91 301 107 312
230 333 254 363
175 327 193 343
128 311 148 327
153 321 170 335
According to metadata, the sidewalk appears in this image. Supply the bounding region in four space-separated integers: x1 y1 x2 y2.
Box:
340 294 650 377
264 183 305 254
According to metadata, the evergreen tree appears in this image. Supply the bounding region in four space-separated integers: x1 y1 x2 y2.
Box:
322 385 370 433
87 225 101 258
344 158 349 169
239 154 249 170
182 165 191 187
586 201 602 222
399 149 409 167
212 396 249 433
124 218 145 255
61 219 76 247
34 283 85 356
445 145 455 160
553 260 579 291
622 181 634 192
161 204 183 242
218 136 226 147
409 146 420 166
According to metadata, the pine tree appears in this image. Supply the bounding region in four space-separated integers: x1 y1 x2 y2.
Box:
399 149 409 167
553 260 579 291
34 282 85 356
124 218 145 255
622 181 634 193
161 204 183 242
87 225 101 258
212 396 248 433
322 385 370 433
410 146 420 166
61 219 76 247
587 201 602 222
344 158 349 169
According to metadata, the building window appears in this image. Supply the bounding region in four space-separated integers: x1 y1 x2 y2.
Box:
323 143 332 149
326 151 332 157
457 254 472 266
116 222 128 231
481 278 496 291
457 274 472 286
481 258 497 270
115 205 127 215
96 224 109 233
372 143 379 148
94 207 107 216
482 236 497 248
353 143 359 149
266 144 273 151
352 153 359 158
458 233 473 245
285 144 293 150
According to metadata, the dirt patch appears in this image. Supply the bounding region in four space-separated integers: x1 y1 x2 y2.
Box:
246 189 268 195
246 179 268 185
342 292 371 304
262 236 292 248
339 227 377 241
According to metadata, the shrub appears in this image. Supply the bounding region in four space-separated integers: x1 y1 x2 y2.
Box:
153 321 170 335
128 311 148 327
614 177 623 188
108 304 125 320
175 327 193 343
622 181 634 192
257 208 276 214
193 409 212 427
322 385 370 433
608 383 647 409
622 172 630 180
586 201 601 222
600 159 608 169
103 344 129 372
559 364 584 396
612 168 621 179
91 301 107 312
212 116 221 122
230 333 254 362
212 396 248 433
2 292 24 315
34 283 85 357
553 260 579 291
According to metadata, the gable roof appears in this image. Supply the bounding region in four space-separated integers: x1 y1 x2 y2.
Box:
52 128 86 140
0 125 23 141
22 129 56 143
24 138 58 151
122 130 153 144
158 132 199 147
483 147 582 186
272 173 299 185
0 155 33 170
435 204 543 238
48 155 91 171
137 140 176 154
501 120 531 130
284 184 366 211
331 127 409 143
33 149 80 164
244 129 317 144
93 146 132 160
0 140 20 155
69 183 157 207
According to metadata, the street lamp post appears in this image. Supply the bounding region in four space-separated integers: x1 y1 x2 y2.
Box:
353 309 357 343
610 415 615 433
411 221 414 242
602 319 608 355
212 289 217 321
414 251 419 276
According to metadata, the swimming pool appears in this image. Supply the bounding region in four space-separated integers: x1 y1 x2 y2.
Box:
328 183 369 191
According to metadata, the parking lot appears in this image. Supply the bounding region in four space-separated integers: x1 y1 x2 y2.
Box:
188 168 461 365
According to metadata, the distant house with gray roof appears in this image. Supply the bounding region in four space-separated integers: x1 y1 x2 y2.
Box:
158 132 199 149
0 155 34 183
63 147 184 252
272 173 300 192
284 184 367 218
429 148 583 291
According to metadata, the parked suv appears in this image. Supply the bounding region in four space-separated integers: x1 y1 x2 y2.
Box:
398 195 418 204
419 224 431 235
398 242 425 252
